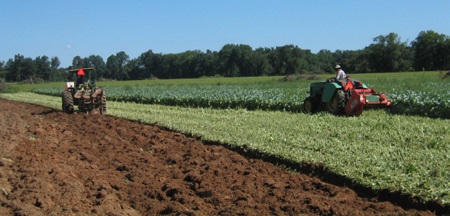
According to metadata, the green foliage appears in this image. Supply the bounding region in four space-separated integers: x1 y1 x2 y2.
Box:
368 32 413 72
31 72 450 118
4 54 61 82
3 30 449 83
412 30 449 71
389 89 450 118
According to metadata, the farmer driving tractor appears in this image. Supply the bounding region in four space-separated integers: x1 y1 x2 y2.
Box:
327 64 347 82
334 64 346 81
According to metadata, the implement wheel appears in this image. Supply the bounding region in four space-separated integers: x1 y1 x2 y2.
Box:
326 90 345 114
99 90 107 115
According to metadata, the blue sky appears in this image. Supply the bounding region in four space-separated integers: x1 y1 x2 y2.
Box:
1 0 449 67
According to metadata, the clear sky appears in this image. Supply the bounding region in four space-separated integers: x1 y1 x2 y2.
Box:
1 0 449 67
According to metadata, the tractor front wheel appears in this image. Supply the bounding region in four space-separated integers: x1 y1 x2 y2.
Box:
303 97 318 113
326 90 345 114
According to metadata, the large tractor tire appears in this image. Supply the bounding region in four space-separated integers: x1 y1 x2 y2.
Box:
326 89 345 114
62 90 74 114
303 96 318 113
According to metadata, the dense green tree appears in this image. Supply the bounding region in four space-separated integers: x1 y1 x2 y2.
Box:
203 50 219 77
3 54 59 83
177 50 204 78
273 45 298 75
0 61 6 80
160 54 181 79
252 48 272 76
445 38 450 70
85 55 106 80
1 30 448 81
218 44 248 77
192 50 215 77
22 57 37 82
366 32 409 72
71 56 83 69
399 45 414 71
48 57 63 81
351 49 371 73
234 45 255 76
302 49 319 73
124 58 140 80
317 49 336 73
267 45 314 75
283 45 302 74
127 58 145 80
34 56 51 80
218 44 272 77
5 55 22 81
106 51 130 80
412 30 448 70
132 50 163 79
5 54 37 82
333 49 372 73
50 57 60 70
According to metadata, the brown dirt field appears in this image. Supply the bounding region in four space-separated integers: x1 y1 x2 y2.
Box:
0 98 445 215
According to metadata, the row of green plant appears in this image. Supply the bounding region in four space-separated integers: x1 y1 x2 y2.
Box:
354 73 450 118
33 84 307 112
30 72 450 118
1 92 448 206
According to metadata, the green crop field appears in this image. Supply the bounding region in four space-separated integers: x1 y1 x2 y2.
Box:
1 71 449 205
28 72 450 118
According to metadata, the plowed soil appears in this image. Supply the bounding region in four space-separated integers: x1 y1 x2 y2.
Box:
0 98 443 215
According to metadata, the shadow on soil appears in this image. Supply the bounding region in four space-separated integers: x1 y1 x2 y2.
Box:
198 140 450 215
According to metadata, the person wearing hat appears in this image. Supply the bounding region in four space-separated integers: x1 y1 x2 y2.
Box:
335 65 346 81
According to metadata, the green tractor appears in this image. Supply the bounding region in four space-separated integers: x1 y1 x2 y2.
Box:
61 67 106 114
303 77 392 116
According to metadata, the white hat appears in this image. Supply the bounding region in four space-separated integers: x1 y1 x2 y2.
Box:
335 65 341 69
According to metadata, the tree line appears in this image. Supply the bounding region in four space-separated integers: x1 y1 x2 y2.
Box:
1 30 449 82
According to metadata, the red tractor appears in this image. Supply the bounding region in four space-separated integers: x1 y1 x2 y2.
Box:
303 77 392 116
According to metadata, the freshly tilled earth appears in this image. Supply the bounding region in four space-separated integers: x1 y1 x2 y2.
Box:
0 99 437 215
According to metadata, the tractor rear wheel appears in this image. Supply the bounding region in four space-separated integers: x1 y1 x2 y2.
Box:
303 96 318 113
326 90 345 114
62 90 74 114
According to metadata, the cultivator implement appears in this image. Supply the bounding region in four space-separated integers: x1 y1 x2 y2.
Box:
345 88 392 116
